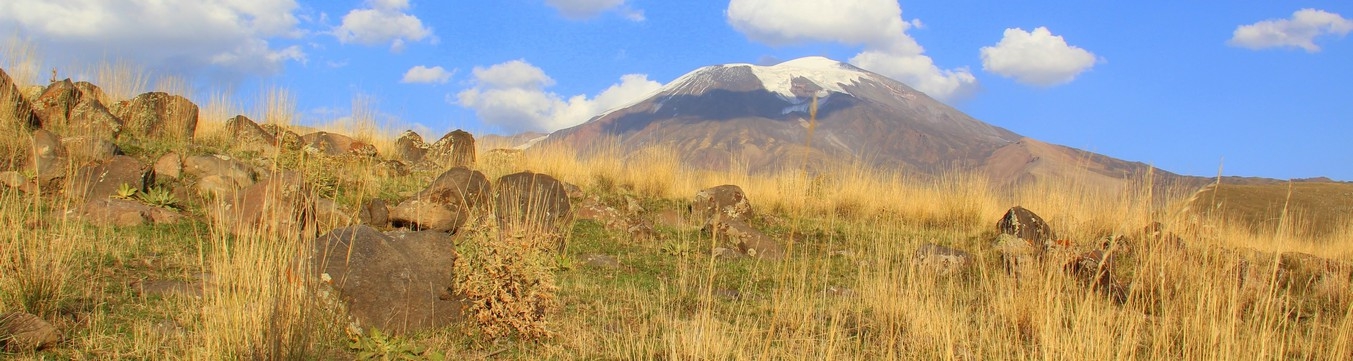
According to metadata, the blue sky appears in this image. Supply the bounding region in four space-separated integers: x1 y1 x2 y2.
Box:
1 1 1350 180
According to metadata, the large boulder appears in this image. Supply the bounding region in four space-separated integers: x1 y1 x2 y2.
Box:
0 68 41 131
693 185 753 228
70 155 152 201
111 91 198 141
300 131 376 157
709 217 784 260
390 166 490 232
259 123 303 150
494 171 573 249
27 128 68 187
996 206 1055 248
310 226 462 335
61 135 122 163
224 115 279 153
33 79 121 138
153 152 183 180
394 130 429 164
0 312 59 352
422 129 475 168
216 171 316 240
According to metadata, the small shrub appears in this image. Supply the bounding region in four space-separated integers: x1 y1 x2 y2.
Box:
348 328 445 361
138 186 179 208
454 219 560 341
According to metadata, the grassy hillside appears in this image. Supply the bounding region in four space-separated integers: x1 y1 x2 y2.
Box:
2 47 1351 359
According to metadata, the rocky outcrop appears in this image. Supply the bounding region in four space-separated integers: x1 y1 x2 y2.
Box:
112 92 199 141
390 166 490 232
0 312 59 352
183 155 255 191
61 136 121 163
32 79 121 138
709 216 784 260
494 171 572 249
301 131 376 157
310 226 462 335
260 124 302 150
0 68 41 131
26 129 68 192
153 152 183 180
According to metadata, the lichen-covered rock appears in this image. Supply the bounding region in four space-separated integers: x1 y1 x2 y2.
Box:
153 152 183 180
394 129 428 164
61 135 121 163
913 243 972 276
390 166 491 233
693 185 753 228
224 115 279 153
422 129 475 168
112 91 198 141
301 131 377 157
81 198 182 227
216 171 316 240
70 155 152 201
184 154 255 189
0 68 41 131
33 79 122 138
996 206 1055 247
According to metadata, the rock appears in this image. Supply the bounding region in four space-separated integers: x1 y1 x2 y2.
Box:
912 243 973 276
494 171 573 249
183 154 255 188
26 128 68 184
32 79 122 138
0 312 59 352
422 129 475 168
996 206 1055 247
561 182 584 200
993 233 1040 274
81 198 182 227
217 171 315 240
61 135 121 163
153 152 183 179
389 167 491 233
310 226 462 335
0 68 41 130
0 171 26 190
693 185 753 228
358 199 389 227
394 130 428 164
718 219 785 260
373 160 410 178
224 115 279 153
111 91 198 141
300 131 377 157
1064 249 1126 303
259 124 302 150
196 175 241 198
72 81 107 105
315 197 354 232
583 254 621 269
70 155 152 201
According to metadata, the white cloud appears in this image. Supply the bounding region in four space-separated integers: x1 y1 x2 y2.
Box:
1229 9 1352 52
0 0 305 75
545 0 644 21
726 0 976 101
333 0 434 51
980 27 1098 87
401 65 454 84
456 59 662 132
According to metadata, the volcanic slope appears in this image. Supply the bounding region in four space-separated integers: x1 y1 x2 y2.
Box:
549 56 1201 189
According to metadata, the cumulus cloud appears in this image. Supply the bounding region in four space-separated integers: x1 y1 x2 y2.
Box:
456 59 662 132
1229 9 1352 52
401 65 454 84
980 27 1098 87
333 0 434 52
0 0 305 75
545 0 644 21
726 0 976 101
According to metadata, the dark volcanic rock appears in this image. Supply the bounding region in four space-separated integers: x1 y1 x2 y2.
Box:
390 167 491 233
394 130 429 164
301 131 377 157
81 198 182 227
996 206 1055 247
692 184 753 228
311 226 462 335
494 171 572 249
0 312 59 352
224 115 279 153
112 91 199 141
70 155 152 201
217 171 315 240
422 129 475 168
913 243 973 276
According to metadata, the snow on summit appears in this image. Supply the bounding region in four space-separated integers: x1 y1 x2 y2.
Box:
740 56 867 100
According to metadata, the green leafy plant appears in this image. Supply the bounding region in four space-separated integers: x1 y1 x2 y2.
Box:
138 186 179 208
114 182 138 199
347 329 445 361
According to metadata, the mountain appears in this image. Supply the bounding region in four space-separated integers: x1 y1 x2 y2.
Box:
547 56 1202 188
